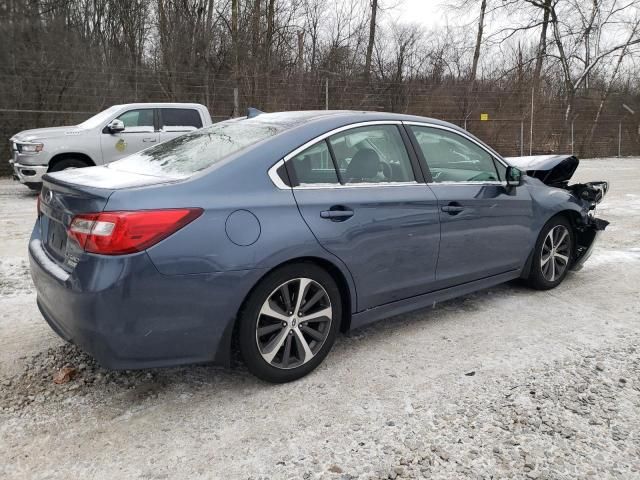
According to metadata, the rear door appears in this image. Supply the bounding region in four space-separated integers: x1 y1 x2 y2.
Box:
406 123 533 288
283 122 440 311
100 108 158 163
158 108 203 142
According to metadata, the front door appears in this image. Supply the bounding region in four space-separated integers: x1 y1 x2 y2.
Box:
406 124 533 288
100 108 158 163
287 123 440 311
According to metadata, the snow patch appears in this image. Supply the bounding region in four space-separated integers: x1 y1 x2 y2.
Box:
0 257 33 297
583 248 640 268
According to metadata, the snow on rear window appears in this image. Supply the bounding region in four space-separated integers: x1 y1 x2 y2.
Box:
107 118 284 178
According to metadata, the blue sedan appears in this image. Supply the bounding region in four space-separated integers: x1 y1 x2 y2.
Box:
29 111 608 382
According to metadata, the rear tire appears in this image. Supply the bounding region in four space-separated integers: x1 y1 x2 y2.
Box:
49 158 90 172
527 216 574 290
238 263 342 383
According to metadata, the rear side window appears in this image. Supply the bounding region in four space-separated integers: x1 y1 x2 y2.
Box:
117 109 154 128
161 108 203 131
328 125 415 184
288 141 339 186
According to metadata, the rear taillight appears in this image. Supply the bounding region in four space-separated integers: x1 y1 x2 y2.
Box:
37 194 41 217
67 209 203 255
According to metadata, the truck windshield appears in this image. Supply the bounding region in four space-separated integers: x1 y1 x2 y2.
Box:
77 106 122 129
108 118 285 178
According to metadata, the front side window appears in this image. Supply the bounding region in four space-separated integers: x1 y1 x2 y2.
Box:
409 126 500 183
288 141 339 185
116 109 154 129
329 125 415 184
161 108 203 131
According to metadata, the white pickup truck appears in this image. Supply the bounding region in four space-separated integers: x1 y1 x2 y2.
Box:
9 103 212 189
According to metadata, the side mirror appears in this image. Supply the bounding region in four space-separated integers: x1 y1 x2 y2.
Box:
505 166 523 187
107 119 125 133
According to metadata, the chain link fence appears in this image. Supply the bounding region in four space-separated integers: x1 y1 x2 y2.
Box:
2 73 639 177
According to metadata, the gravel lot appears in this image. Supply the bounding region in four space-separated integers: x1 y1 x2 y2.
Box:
1 158 639 480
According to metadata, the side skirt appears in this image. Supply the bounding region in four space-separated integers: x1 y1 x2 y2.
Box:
349 269 521 331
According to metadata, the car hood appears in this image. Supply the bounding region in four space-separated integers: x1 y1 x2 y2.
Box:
11 126 86 142
505 154 579 186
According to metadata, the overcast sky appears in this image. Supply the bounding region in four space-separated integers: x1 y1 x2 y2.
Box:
389 0 453 29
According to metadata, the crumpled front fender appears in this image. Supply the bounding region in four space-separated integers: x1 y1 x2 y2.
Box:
570 216 609 271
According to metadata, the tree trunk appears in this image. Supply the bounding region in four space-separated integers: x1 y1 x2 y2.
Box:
588 24 638 144
265 0 276 108
469 0 486 88
204 0 214 109
266 0 276 71
532 0 551 95
364 0 378 81
297 30 304 74
232 0 239 116
251 0 261 105
252 0 261 59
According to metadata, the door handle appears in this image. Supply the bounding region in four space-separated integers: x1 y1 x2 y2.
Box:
441 203 465 215
143 137 157 143
320 207 354 221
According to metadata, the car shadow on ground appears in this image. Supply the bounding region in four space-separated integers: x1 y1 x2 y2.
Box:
1 280 537 413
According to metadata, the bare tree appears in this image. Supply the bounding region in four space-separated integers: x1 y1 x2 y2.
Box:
364 0 379 81
532 0 551 95
470 0 487 87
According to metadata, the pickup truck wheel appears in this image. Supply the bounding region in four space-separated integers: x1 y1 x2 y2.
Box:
527 217 574 290
49 158 90 172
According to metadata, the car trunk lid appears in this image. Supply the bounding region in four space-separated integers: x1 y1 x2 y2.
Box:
45 165 180 189
38 175 114 269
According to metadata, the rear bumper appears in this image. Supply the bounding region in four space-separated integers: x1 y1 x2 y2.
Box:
10 160 47 185
29 227 264 369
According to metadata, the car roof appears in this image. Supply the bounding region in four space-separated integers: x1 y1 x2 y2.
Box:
222 110 504 169
238 110 456 129
111 102 208 109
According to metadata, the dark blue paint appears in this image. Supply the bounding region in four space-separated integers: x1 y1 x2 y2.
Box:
428 182 533 288
292 185 440 310
30 111 604 369
225 210 261 246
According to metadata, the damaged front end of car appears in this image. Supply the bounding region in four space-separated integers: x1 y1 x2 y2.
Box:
507 154 610 270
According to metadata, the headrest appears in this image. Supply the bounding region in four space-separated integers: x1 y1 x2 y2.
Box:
346 148 380 181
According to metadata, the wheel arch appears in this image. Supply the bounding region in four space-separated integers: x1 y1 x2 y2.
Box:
553 209 583 228
218 255 356 367
521 209 583 279
48 153 95 171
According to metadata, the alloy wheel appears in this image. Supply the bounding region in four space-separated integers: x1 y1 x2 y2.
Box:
540 225 571 282
255 278 333 369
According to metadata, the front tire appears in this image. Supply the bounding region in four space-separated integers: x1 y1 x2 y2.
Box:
49 158 90 172
527 216 574 290
238 263 342 383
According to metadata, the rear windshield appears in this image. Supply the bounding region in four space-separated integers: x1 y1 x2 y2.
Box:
108 118 285 178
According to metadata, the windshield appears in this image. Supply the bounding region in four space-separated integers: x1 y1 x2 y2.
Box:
77 106 122 129
108 118 285 178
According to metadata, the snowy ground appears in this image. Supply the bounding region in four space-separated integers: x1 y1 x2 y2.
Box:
0 158 639 479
